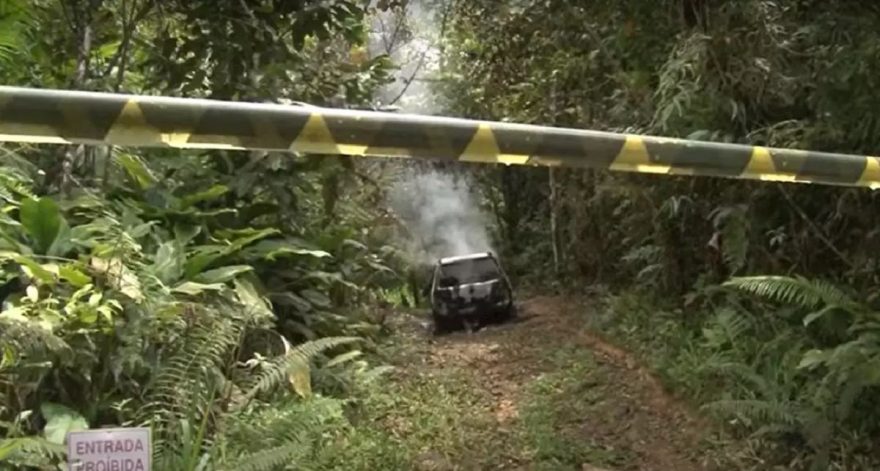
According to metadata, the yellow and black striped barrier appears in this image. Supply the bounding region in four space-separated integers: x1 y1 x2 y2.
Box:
1 86 878 189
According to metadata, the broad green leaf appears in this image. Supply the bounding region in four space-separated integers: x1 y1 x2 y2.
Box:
242 239 331 261
114 153 156 189
46 219 72 257
283 320 317 339
164 207 237 218
19 197 63 254
179 184 229 209
214 227 280 243
342 239 368 251
184 245 228 279
326 350 363 368
194 265 253 284
171 281 226 296
13 255 55 284
152 241 183 284
184 229 279 277
301 289 331 308
272 292 312 312
798 349 830 370
128 221 158 239
41 402 87 445
803 305 841 327
366 260 395 274
97 40 121 59
77 307 98 324
289 361 311 399
234 279 274 320
59 264 90 287
174 224 202 246
1 344 14 368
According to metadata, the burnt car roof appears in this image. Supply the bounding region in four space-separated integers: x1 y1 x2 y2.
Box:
438 252 495 265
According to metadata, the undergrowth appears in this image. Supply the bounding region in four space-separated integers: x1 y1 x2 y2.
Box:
591 276 880 471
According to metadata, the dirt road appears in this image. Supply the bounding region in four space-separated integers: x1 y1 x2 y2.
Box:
328 295 726 470
417 296 716 470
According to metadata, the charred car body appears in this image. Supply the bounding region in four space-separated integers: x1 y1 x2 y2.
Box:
429 252 516 333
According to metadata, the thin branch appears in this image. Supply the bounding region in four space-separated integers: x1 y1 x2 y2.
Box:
102 0 156 86
389 0 451 106
777 184 854 269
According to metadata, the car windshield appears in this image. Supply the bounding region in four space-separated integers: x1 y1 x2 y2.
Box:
437 257 500 287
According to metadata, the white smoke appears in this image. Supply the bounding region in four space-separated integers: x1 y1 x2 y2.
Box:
388 168 494 264
368 3 494 265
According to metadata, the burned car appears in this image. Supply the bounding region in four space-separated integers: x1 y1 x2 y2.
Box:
429 252 516 333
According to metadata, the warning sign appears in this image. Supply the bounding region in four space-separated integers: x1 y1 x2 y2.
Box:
67 427 151 471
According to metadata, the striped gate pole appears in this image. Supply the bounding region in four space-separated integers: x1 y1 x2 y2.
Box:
1 86 878 189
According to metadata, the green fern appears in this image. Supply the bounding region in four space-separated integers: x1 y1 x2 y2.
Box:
219 442 309 471
702 398 802 428
138 303 245 463
0 436 66 466
0 165 35 203
724 275 859 311
714 205 748 273
220 396 345 470
0 0 33 66
699 360 771 398
243 336 360 401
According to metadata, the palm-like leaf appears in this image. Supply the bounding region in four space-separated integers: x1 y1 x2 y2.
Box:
0 0 33 65
243 336 360 401
724 275 858 310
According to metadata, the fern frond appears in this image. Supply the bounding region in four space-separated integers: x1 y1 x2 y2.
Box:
219 442 310 471
699 361 770 397
714 308 753 343
225 396 344 448
138 304 246 458
219 397 346 471
0 164 35 203
702 399 801 427
724 275 858 310
0 436 66 465
242 337 360 401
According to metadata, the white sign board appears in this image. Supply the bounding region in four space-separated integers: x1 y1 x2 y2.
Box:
67 427 151 471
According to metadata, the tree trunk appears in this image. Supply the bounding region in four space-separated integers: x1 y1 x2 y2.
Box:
60 0 103 195
549 167 560 276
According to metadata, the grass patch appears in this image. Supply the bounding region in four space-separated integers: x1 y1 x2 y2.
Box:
314 363 513 470
518 345 634 470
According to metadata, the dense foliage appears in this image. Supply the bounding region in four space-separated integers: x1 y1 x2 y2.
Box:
438 1 880 469
0 0 411 469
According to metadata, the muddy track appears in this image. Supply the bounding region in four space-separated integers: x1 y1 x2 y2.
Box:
391 295 719 471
